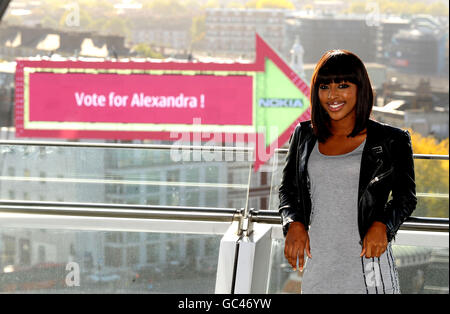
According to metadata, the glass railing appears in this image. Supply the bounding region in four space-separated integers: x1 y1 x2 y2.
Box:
0 141 253 209
0 227 223 294
269 149 449 218
0 140 448 294
0 185 239 294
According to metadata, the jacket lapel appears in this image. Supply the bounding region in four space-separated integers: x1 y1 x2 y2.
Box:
358 120 386 201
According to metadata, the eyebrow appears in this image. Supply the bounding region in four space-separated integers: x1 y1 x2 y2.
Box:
319 81 351 85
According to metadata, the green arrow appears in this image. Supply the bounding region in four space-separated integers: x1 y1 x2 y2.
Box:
256 58 310 146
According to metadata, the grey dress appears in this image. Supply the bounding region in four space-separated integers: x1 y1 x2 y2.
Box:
301 139 400 294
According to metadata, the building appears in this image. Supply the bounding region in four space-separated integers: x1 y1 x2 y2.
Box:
0 62 15 127
128 12 192 53
378 17 411 63
204 8 287 58
0 24 130 60
387 17 449 76
285 13 378 64
372 75 449 140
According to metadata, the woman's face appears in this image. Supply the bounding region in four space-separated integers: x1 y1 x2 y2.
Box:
318 81 358 123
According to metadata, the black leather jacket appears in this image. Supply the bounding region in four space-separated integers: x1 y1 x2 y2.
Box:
278 119 417 243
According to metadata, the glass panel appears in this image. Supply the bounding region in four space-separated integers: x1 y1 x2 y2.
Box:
268 150 288 212
268 238 449 294
268 150 449 218
0 227 221 294
0 144 252 209
414 158 449 218
245 162 271 212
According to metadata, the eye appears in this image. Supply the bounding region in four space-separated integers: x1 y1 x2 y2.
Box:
338 83 349 89
319 84 329 90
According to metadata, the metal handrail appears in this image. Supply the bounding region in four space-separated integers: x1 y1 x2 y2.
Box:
251 210 449 232
0 140 254 152
1 140 447 159
274 148 449 160
413 154 449 160
0 200 240 222
0 200 447 233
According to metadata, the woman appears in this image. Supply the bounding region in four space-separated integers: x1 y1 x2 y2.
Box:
278 50 417 294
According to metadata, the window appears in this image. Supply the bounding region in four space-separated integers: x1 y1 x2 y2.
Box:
167 189 180 206
105 232 123 243
105 247 123 267
205 237 220 257
39 171 46 184
185 191 199 207
38 245 46 263
205 166 219 183
204 189 219 207
126 246 139 266
166 241 179 261
146 244 159 264
7 166 14 176
2 236 15 265
167 170 179 182
39 147 46 158
126 232 139 243
146 171 160 193
19 239 31 266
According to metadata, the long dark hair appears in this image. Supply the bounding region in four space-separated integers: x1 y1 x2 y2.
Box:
310 49 373 142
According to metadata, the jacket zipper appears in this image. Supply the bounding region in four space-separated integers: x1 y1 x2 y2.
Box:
358 165 394 245
361 160 383 202
358 160 384 246
368 167 394 186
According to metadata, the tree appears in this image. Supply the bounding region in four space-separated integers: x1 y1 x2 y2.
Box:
409 130 449 218
345 2 366 14
102 17 130 37
345 0 449 17
226 1 245 9
132 43 164 59
145 0 189 16
245 0 295 9
191 15 206 48
427 2 450 17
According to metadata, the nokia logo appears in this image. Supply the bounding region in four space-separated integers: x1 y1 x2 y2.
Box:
258 98 305 108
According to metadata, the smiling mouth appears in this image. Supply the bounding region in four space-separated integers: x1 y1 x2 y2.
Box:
328 102 345 111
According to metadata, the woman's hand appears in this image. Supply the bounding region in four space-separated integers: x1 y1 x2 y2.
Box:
360 221 388 258
284 222 311 271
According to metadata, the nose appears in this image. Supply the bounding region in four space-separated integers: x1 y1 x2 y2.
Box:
328 86 338 99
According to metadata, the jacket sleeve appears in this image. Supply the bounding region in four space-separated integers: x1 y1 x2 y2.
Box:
376 130 417 241
278 124 304 237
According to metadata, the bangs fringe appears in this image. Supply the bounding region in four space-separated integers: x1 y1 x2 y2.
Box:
314 52 361 86
315 72 359 85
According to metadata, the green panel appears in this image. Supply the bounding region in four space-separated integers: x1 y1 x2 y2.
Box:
255 58 310 146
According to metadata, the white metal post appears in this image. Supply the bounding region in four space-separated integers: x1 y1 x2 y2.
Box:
233 223 273 294
215 221 240 293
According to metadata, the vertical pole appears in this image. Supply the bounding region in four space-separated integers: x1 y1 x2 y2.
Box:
233 223 273 294
215 221 240 293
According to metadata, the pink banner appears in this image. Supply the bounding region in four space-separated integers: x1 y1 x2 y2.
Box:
28 72 253 125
